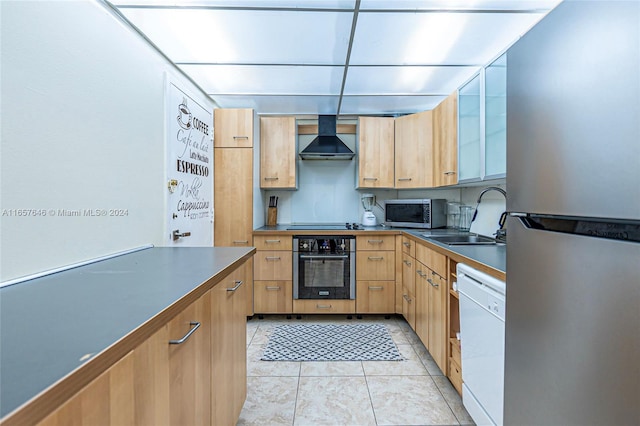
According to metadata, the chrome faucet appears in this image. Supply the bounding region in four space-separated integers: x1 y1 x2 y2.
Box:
472 186 507 242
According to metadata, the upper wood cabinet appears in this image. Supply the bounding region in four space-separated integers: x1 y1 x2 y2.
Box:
433 92 458 187
214 108 254 148
394 110 434 188
357 116 395 188
260 116 297 189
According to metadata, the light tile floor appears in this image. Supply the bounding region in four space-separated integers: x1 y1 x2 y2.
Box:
238 314 474 426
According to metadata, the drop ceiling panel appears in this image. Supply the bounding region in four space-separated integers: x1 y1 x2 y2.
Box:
340 95 447 115
350 11 546 65
344 66 479 95
212 95 340 115
114 0 356 8
179 64 344 95
359 0 561 11
120 8 353 63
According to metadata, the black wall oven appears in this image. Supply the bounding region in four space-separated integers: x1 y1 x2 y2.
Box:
293 235 355 299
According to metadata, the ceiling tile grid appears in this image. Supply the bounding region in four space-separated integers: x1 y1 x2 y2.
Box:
111 0 561 115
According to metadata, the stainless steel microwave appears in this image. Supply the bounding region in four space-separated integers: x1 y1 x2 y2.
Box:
384 199 447 229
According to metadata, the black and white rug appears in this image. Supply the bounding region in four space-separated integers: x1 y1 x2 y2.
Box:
261 323 403 361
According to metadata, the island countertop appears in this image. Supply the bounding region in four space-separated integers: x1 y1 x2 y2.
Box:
0 246 255 422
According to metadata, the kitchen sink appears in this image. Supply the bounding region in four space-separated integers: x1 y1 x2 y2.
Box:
424 234 499 245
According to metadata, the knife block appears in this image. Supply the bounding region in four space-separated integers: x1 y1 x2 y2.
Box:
267 207 277 226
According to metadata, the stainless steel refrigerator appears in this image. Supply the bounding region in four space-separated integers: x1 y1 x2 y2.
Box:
505 1 640 425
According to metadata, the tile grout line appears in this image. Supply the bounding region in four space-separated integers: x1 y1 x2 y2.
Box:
362 363 380 426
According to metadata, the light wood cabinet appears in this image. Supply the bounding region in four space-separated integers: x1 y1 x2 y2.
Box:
427 269 447 372
401 252 416 330
214 108 254 316
394 110 434 188
448 258 462 394
356 235 396 251
211 267 247 425
357 116 395 188
433 92 458 187
401 236 416 257
356 281 395 314
254 234 293 314
356 251 395 281
293 299 355 314
214 108 254 148
260 116 297 189
39 352 137 426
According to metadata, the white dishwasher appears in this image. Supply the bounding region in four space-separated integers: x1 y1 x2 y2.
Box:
457 263 506 426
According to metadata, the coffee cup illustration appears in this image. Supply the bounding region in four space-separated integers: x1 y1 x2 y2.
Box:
177 97 192 130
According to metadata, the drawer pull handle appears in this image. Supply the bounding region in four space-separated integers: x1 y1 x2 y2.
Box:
264 177 279 181
444 171 456 175
363 177 378 181
368 286 384 290
368 256 384 261
266 286 281 291
265 239 281 243
398 178 412 181
367 239 384 244
403 260 412 267
265 256 281 261
233 136 249 139
227 280 243 292
417 270 425 277
232 240 249 244
316 304 332 309
403 294 411 303
403 242 411 248
169 322 200 345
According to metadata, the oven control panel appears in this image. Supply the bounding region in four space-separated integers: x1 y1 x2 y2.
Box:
293 236 355 253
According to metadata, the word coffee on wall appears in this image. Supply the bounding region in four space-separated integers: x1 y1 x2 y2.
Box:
166 81 213 246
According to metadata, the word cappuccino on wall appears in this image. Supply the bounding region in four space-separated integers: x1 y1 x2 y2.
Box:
168 83 212 222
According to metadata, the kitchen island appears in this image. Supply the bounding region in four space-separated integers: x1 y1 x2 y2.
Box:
0 246 255 425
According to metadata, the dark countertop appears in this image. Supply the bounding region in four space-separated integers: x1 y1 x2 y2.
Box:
0 246 254 420
254 225 506 277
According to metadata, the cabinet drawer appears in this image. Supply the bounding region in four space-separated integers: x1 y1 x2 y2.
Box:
254 281 292 314
356 235 396 251
448 357 463 395
401 236 416 257
401 253 415 295
293 299 355 314
253 235 292 250
254 251 292 281
356 281 395 314
356 251 395 281
415 243 447 277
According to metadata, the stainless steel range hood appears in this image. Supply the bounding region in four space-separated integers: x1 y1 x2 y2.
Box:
299 115 355 160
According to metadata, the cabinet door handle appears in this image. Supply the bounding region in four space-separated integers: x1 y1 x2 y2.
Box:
265 256 281 261
403 294 411 303
416 270 425 277
444 171 456 175
227 280 243 292
363 177 378 181
367 239 384 244
368 256 384 261
398 178 412 181
316 304 332 309
403 242 411 248
264 177 279 181
266 286 281 291
233 136 249 139
232 240 249 244
169 321 200 345
265 239 281 243
403 260 412 267
368 286 384 290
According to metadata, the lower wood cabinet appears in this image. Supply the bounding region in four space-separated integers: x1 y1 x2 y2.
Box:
356 281 395 313
37 262 248 426
293 299 355 314
253 280 293 314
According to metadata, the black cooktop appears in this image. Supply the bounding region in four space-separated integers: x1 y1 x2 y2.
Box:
286 223 362 230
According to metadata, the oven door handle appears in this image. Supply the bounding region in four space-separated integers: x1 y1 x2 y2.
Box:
298 254 349 260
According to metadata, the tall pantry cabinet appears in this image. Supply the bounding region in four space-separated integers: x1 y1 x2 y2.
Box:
214 108 255 316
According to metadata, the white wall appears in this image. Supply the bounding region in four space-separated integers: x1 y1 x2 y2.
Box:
0 0 216 282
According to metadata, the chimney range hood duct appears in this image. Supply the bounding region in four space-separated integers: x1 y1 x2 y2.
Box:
299 115 355 160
